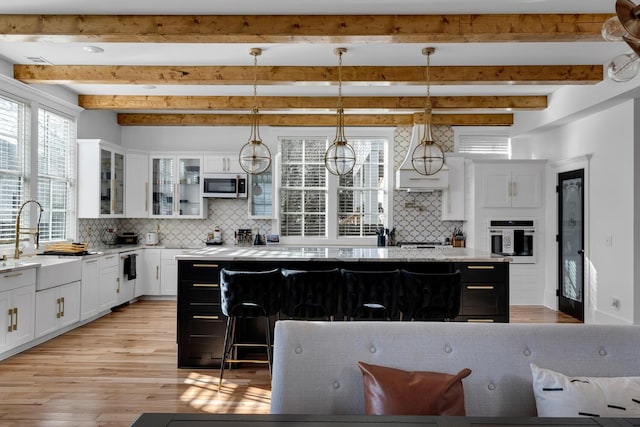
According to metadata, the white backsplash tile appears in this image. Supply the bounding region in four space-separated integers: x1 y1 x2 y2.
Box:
78 125 462 247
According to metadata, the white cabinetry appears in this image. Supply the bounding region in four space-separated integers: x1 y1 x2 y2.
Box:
35 281 81 338
160 249 188 296
78 139 125 218
98 254 119 312
480 162 543 208
150 155 204 218
0 268 36 353
249 166 275 219
141 249 161 296
81 258 100 320
441 154 465 221
125 151 150 218
204 154 244 174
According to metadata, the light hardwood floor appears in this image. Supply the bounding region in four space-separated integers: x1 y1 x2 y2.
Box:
0 301 579 426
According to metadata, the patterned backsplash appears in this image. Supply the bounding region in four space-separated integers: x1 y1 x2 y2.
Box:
78 125 462 247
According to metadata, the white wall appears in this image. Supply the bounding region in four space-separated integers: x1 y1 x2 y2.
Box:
78 110 122 145
512 100 637 324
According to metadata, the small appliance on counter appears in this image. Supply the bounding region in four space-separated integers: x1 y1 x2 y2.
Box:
117 232 138 245
102 228 118 245
145 231 159 245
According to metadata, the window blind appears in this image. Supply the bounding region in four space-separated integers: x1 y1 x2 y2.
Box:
457 134 511 156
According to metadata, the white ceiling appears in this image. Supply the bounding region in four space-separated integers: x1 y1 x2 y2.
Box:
0 0 629 113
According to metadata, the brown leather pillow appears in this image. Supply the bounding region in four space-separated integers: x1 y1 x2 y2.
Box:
358 361 471 416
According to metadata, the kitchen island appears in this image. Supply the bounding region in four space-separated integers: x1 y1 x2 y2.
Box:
175 246 510 368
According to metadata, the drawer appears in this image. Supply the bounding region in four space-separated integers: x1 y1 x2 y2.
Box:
458 263 507 282
455 315 507 323
460 282 506 316
179 261 221 281
99 254 119 269
180 280 222 305
1 268 36 291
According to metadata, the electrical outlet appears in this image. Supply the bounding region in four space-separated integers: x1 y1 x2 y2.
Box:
611 297 620 310
605 234 613 247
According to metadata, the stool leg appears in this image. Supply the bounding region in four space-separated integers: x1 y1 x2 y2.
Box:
264 316 272 376
219 315 234 391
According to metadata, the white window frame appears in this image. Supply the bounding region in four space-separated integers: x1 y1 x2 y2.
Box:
272 127 395 247
0 74 81 254
452 126 511 158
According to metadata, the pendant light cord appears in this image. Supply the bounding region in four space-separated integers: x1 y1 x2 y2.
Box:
423 48 433 143
250 48 261 142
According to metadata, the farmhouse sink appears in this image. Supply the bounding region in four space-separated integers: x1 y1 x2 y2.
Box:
35 256 82 291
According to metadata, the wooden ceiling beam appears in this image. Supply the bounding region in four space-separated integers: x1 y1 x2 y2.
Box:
0 14 611 43
16 64 602 85
79 95 547 111
117 113 513 127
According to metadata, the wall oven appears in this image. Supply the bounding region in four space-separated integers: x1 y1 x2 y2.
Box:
488 220 536 264
202 173 247 198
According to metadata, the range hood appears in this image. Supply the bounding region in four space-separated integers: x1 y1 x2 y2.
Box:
396 125 449 192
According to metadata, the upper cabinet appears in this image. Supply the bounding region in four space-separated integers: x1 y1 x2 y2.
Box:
479 161 544 209
248 166 275 219
203 154 245 174
78 139 125 218
150 155 204 218
441 154 465 221
125 151 150 218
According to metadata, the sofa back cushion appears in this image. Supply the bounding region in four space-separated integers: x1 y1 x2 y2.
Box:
270 321 640 417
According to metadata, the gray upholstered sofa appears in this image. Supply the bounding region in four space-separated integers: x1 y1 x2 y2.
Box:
270 321 640 416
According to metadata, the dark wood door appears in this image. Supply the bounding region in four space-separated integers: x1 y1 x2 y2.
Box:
557 169 584 321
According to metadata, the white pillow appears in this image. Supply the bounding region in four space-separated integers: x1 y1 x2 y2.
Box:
530 363 640 417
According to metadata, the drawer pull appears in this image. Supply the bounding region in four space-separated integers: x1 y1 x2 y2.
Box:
193 315 219 320
3 272 23 279
192 264 219 268
467 319 495 323
467 285 495 290
193 283 219 288
467 265 495 270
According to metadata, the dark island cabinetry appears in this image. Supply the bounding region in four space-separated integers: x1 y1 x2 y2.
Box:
178 258 509 368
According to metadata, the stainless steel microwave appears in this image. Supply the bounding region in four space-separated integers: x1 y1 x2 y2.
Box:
202 173 247 198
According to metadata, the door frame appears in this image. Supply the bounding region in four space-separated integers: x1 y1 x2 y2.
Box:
549 155 591 322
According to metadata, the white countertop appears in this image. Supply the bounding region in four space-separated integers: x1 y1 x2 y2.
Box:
175 245 511 262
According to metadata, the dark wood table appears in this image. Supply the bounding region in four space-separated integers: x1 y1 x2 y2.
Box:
130 413 640 427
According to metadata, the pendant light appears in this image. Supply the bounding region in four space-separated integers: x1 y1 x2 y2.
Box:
602 0 640 82
324 47 356 176
411 47 445 176
239 48 272 175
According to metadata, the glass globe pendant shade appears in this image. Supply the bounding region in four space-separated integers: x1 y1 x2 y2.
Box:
239 138 272 175
411 127 445 176
607 52 640 82
616 0 640 39
602 16 627 41
325 139 356 176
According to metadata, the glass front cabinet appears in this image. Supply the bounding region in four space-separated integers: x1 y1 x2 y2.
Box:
78 139 125 218
248 166 275 219
150 155 204 218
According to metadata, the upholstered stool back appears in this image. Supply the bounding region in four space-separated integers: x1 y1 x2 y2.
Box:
400 270 461 321
281 268 341 320
341 269 400 320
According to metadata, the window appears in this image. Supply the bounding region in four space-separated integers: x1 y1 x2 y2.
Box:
279 134 390 241
37 108 75 242
456 134 511 157
0 95 29 242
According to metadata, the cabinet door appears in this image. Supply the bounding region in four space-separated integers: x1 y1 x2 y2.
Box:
99 148 113 215
125 152 150 218
11 284 35 348
81 258 100 320
441 156 465 221
203 154 244 174
249 166 274 218
177 156 204 218
59 281 81 329
160 250 183 296
113 151 125 215
510 164 541 208
141 249 161 296
151 156 176 217
481 164 511 208
0 290 12 353
99 256 119 311
35 287 59 338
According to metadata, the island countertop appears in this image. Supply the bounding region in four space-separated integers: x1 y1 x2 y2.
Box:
175 245 511 262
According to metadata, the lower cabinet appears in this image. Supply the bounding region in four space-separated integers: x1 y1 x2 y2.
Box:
81 258 100 320
98 254 119 312
35 281 81 338
177 260 226 368
140 249 161 296
0 269 36 354
454 262 509 323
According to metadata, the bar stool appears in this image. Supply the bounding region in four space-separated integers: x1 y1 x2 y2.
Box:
218 268 281 390
280 268 341 320
400 270 461 321
340 269 400 320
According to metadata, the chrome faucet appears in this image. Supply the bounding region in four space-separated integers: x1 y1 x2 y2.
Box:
14 199 44 260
